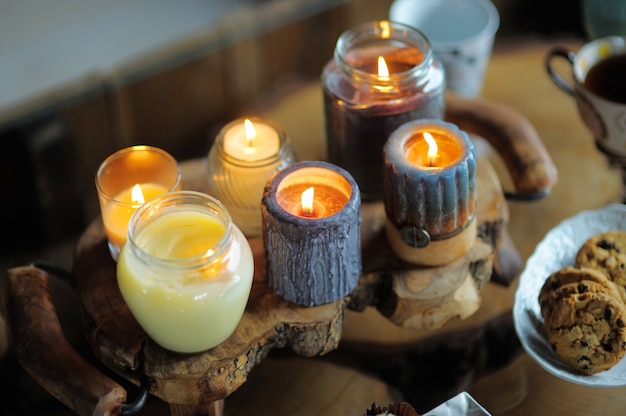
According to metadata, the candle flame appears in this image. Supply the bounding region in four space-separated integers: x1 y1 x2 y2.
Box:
377 56 390 80
301 187 315 215
131 184 145 205
244 118 256 147
424 132 439 166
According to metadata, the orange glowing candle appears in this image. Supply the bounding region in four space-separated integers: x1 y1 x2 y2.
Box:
276 180 349 219
383 119 476 266
96 145 181 260
103 182 170 250
405 131 464 168
261 161 361 306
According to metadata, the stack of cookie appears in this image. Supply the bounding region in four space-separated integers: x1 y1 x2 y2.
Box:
538 231 626 375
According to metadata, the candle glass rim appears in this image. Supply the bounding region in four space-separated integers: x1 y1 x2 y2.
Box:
126 190 235 270
334 20 435 86
95 145 182 204
211 116 295 168
264 161 360 223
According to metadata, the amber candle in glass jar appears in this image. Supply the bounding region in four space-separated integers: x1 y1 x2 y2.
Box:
322 20 446 200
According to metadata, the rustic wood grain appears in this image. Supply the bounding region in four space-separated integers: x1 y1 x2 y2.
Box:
445 93 558 200
1 266 127 416
72 220 344 409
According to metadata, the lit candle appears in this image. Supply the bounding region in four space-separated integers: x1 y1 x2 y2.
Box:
322 20 445 199
261 161 361 306
116 191 254 353
96 145 181 260
383 120 477 266
207 117 297 237
223 118 280 161
102 183 170 250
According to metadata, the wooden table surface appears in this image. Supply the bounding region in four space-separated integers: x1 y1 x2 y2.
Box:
218 37 625 416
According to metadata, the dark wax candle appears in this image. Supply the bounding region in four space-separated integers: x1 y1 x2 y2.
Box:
383 120 477 266
322 20 446 200
261 161 361 306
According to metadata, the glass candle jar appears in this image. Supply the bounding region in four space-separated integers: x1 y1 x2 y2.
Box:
322 20 446 200
96 145 182 260
116 191 254 353
207 117 297 237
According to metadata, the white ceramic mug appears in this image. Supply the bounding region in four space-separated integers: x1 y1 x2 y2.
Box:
546 36 626 160
389 0 499 98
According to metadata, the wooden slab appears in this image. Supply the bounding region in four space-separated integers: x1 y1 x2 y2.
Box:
72 220 344 407
348 157 507 329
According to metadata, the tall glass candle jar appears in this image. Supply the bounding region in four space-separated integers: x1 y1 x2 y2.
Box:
207 117 297 237
116 191 254 353
322 20 446 200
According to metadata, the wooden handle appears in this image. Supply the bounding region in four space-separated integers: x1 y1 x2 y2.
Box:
446 94 558 201
1 266 127 416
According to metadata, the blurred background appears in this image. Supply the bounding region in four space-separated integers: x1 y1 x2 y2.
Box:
0 0 585 269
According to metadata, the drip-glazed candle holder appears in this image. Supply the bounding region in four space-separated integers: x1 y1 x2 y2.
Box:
207 117 297 237
383 119 477 266
261 161 361 306
322 20 445 200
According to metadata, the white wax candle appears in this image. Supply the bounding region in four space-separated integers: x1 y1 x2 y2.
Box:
222 119 280 162
207 117 296 237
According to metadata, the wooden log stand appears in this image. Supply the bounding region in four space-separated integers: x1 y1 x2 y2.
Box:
1 94 557 416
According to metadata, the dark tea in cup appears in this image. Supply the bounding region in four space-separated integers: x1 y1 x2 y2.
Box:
584 53 626 104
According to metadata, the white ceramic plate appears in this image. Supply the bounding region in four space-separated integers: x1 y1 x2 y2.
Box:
513 204 626 387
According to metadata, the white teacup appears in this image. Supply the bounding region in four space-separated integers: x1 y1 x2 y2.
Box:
547 36 626 160
389 0 499 98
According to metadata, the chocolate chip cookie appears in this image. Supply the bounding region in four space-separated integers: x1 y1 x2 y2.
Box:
576 231 626 301
538 266 620 321
547 290 626 375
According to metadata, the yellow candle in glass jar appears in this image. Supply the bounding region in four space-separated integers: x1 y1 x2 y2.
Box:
117 191 254 353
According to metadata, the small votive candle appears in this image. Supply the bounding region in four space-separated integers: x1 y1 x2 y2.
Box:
383 120 477 266
96 145 181 260
207 117 297 237
322 20 445 199
261 161 361 306
116 191 254 353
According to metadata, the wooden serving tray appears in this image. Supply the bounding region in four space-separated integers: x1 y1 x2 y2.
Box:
1 93 557 416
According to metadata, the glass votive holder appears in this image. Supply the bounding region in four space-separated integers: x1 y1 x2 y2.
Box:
116 191 254 353
207 117 297 237
96 145 181 260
